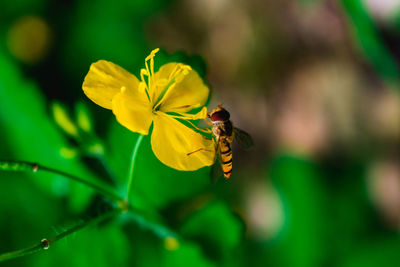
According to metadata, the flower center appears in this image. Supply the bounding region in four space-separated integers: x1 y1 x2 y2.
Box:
152 64 191 111
138 48 192 112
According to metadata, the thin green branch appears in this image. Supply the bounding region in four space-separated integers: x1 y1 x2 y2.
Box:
125 135 144 202
0 160 123 203
0 240 44 262
0 208 121 263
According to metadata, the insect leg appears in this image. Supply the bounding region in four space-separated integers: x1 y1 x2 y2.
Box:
186 137 218 158
186 148 214 156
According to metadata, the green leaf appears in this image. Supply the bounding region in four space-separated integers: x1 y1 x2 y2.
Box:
0 172 60 260
106 121 211 210
0 52 97 212
163 241 216 267
61 0 170 80
180 201 243 261
51 102 79 138
341 0 400 85
75 102 93 133
121 220 215 267
0 0 48 19
268 153 326 267
30 224 130 267
341 237 400 267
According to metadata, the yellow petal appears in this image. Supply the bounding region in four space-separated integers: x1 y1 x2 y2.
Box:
154 63 209 113
151 112 215 171
82 60 142 109
112 91 153 135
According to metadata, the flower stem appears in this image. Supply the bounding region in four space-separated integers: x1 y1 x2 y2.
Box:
125 134 144 202
0 160 123 203
0 208 121 263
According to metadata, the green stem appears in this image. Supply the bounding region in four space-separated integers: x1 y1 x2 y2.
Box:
125 135 144 202
0 160 123 203
0 208 121 262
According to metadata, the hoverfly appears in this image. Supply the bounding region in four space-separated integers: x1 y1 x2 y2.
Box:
187 105 253 179
207 105 254 179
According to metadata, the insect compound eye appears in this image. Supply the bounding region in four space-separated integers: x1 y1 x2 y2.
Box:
210 108 230 121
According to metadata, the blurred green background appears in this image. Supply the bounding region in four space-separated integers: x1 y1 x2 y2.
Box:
0 0 399 266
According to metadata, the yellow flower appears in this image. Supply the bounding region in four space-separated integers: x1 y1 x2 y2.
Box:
82 49 215 171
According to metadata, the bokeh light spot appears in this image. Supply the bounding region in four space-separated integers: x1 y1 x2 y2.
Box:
7 15 52 64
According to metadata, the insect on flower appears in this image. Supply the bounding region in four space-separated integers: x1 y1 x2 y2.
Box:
82 48 215 171
188 105 254 179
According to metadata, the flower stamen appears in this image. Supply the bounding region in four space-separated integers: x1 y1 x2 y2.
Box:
168 107 212 134
139 49 160 103
139 68 151 102
153 64 192 111
183 118 213 134
145 48 159 100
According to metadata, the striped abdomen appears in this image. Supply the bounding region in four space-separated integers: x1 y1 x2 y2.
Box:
219 140 233 178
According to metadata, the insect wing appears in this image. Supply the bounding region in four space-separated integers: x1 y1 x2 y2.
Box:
210 157 224 183
233 127 254 150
